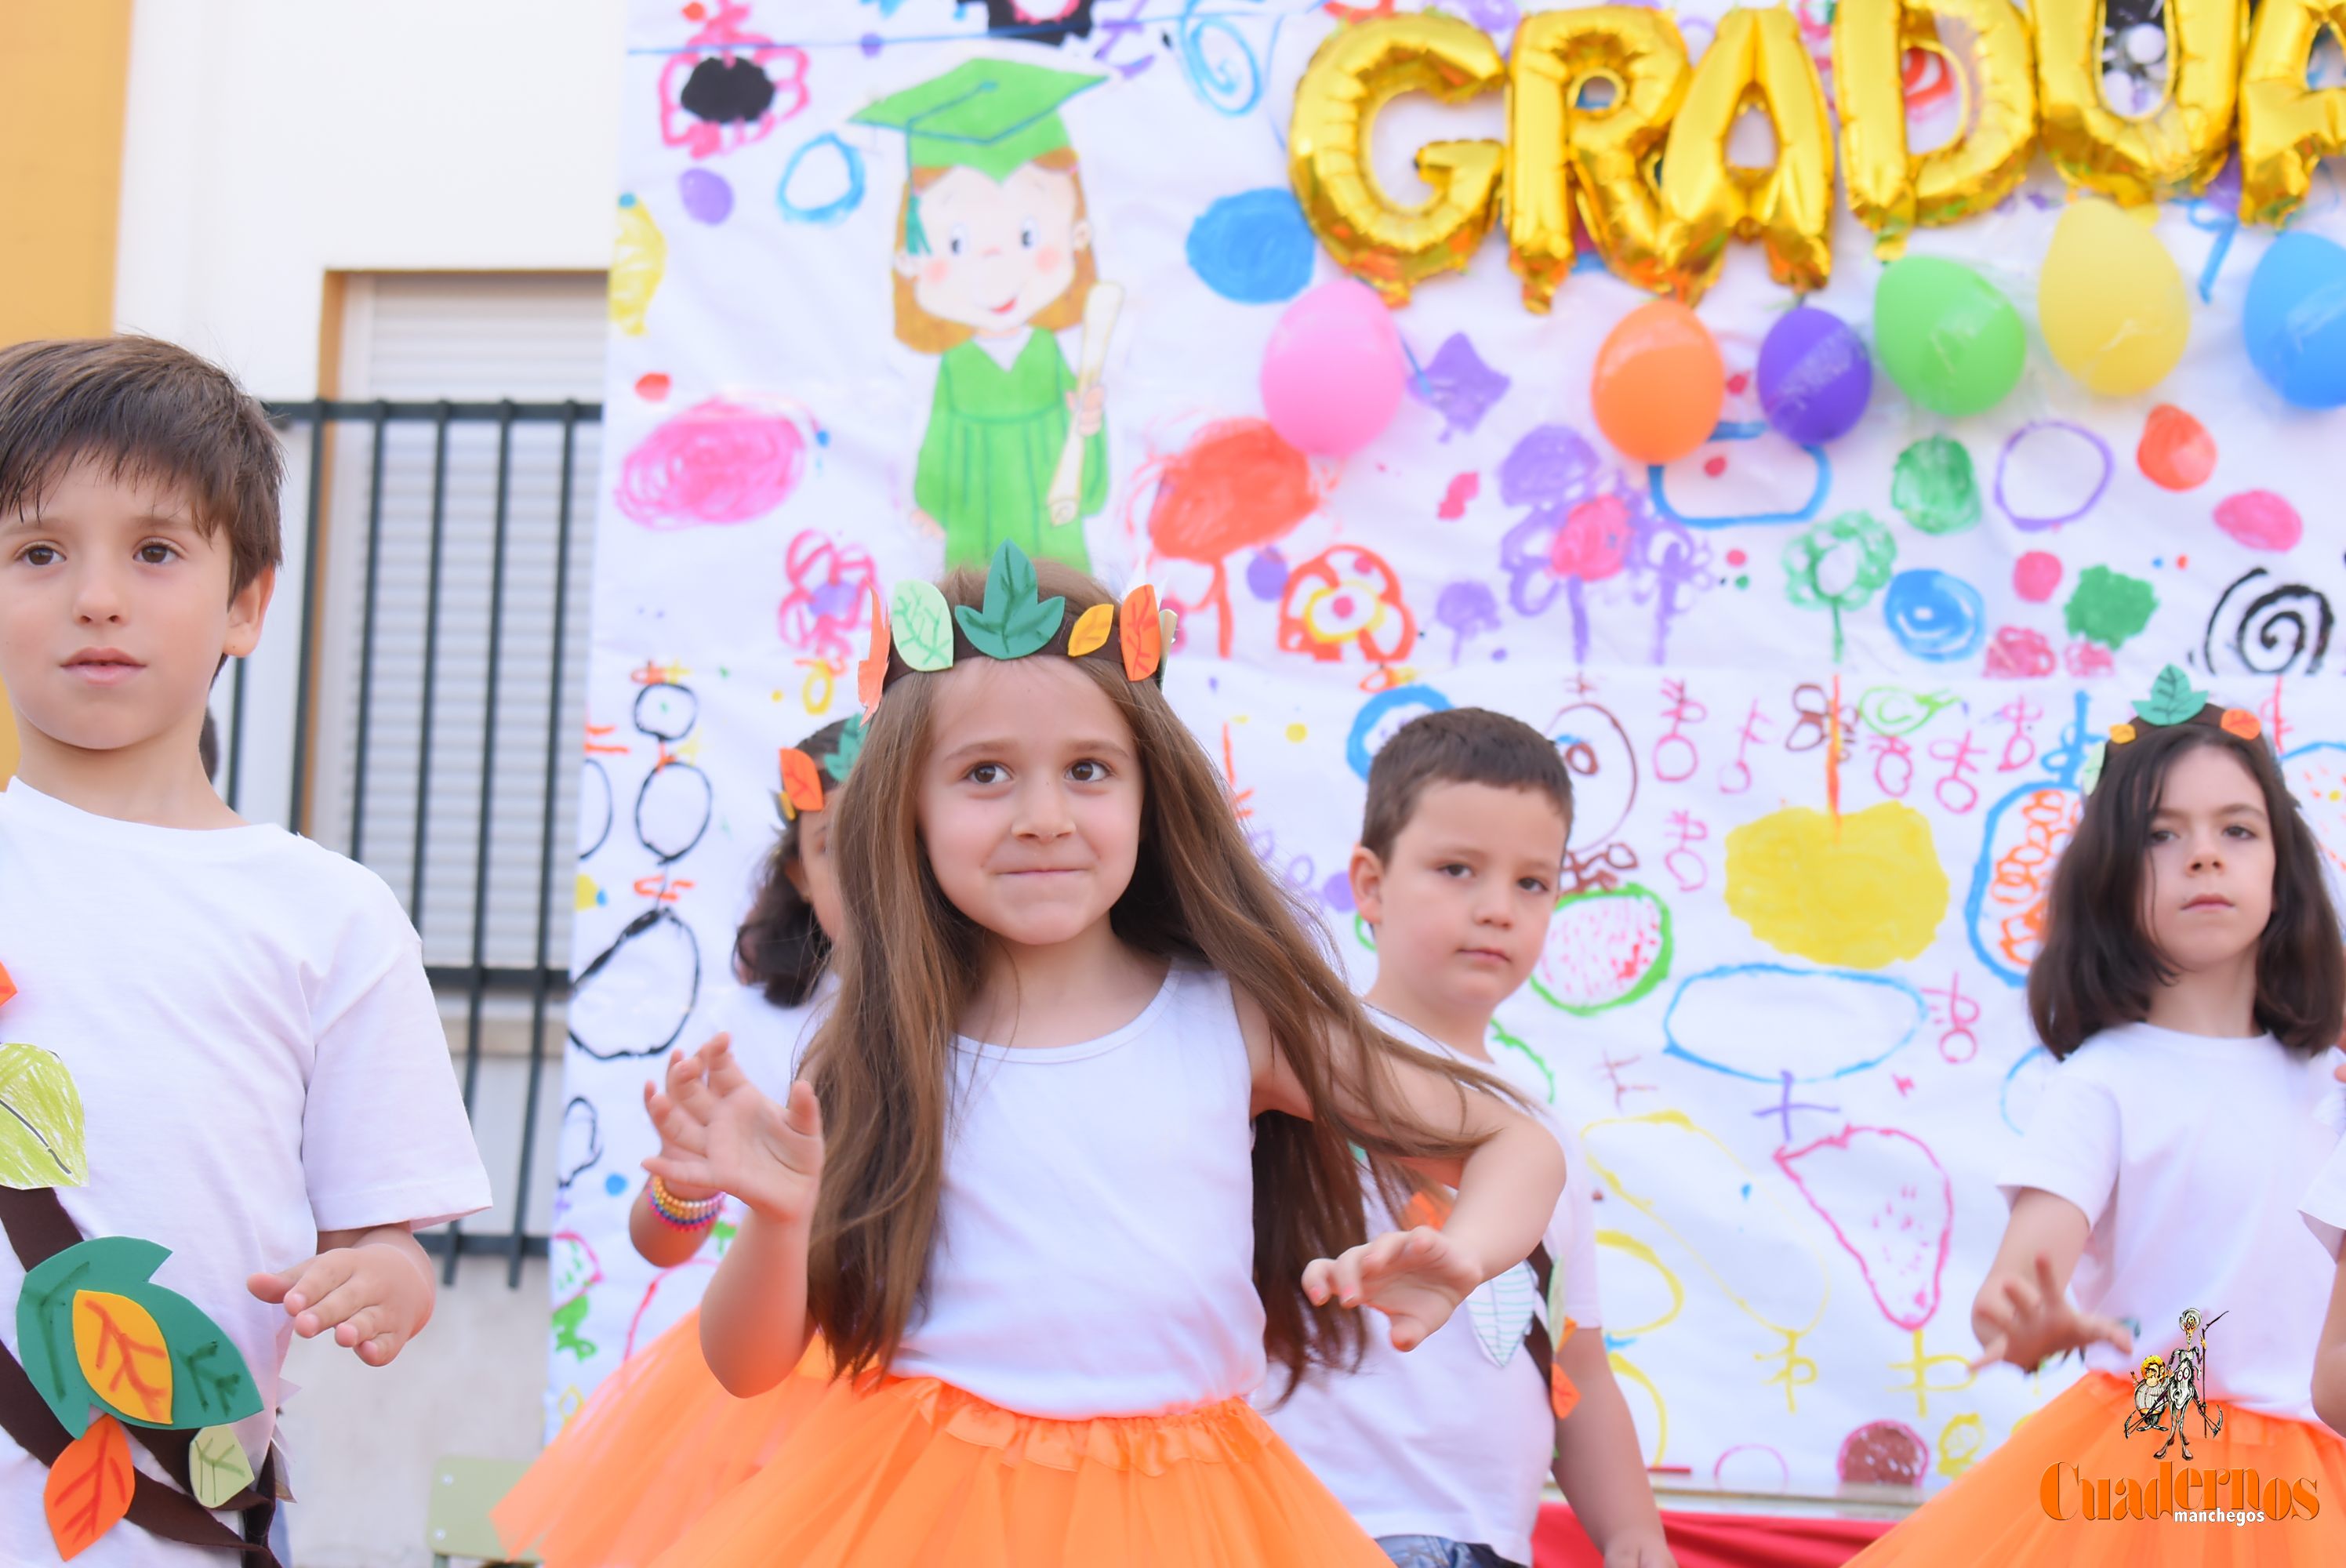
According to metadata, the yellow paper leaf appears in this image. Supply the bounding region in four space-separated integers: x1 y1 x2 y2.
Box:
71 1290 172 1425
0 1040 89 1189
44 1414 133 1559
1067 602 1115 657
190 1424 256 1508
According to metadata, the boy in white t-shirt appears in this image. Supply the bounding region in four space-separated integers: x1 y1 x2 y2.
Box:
1262 708 1672 1568
0 337 491 1564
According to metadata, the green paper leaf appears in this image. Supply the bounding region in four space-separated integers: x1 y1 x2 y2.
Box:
189 1425 255 1508
889 580 955 672
0 1042 87 1189
953 542 1066 660
2133 664 2208 727
2079 741 2108 796
17 1237 259 1436
823 714 865 785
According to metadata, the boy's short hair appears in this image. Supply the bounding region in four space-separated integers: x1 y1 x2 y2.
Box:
1360 707 1575 860
0 337 283 596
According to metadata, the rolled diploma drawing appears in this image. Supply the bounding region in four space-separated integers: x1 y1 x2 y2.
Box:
1047 281 1123 526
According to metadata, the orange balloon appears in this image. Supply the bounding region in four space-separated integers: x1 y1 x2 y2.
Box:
1590 301 1724 464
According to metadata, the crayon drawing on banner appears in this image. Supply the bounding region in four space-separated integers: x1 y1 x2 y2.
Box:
555 0 2346 1498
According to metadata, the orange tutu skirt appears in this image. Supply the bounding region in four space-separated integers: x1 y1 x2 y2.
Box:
644 1373 1393 1568
1852 1372 2346 1566
493 1308 832 1567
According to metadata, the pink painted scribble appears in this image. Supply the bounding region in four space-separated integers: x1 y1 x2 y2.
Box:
778 529 877 664
616 398 810 531
1777 1125 1953 1332
658 2 808 161
1984 626 2055 678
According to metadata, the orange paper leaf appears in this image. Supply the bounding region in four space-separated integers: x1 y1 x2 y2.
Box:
2108 722 2137 745
1549 1316 1582 1420
0 960 16 1009
45 1414 133 1559
2221 707 2261 741
73 1290 172 1425
857 582 888 715
1067 602 1115 658
779 749 825 816
1120 584 1161 681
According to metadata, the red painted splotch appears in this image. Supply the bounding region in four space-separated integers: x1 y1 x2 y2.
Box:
2213 489 2303 552
2137 405 2216 492
2064 639 2115 677
635 372 673 401
1142 419 1319 657
616 398 806 530
1437 471 1480 521
2012 551 2062 604
1985 626 2055 678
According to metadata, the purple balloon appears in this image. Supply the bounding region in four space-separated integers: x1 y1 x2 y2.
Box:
1757 307 1872 445
678 167 735 225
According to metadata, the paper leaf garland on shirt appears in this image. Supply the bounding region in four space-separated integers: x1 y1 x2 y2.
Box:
71 1290 172 1425
44 1413 133 1559
1465 1261 1538 1369
0 1041 87 1189
190 1424 256 1509
2134 664 2209 725
954 542 1067 660
779 748 825 818
18 1236 260 1435
1067 602 1115 658
889 579 956 672
858 583 891 714
1120 584 1162 681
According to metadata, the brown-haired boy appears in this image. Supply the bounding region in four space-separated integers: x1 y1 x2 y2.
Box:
1264 707 1674 1568
0 338 488 1563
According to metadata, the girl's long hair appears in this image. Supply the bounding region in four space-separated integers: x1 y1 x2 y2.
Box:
732 717 855 1007
806 561 1517 1388
2028 708 2344 1058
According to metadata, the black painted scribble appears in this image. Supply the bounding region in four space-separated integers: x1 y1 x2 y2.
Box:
569 907 703 1061
636 760 713 866
679 56 776 125
961 0 1098 46
2203 567 2333 676
579 757 614 860
557 1097 603 1189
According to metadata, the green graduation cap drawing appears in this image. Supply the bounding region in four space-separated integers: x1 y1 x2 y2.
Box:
852 58 1105 253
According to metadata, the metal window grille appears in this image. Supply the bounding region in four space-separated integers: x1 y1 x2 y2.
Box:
223 398 603 1286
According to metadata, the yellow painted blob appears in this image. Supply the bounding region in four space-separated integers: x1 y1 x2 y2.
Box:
1726 801 1948 967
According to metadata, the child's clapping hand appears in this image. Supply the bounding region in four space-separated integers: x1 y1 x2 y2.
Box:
1970 1251 2135 1372
1302 1226 1484 1352
643 1037 826 1229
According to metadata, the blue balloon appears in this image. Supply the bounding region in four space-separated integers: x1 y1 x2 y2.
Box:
1186 189 1316 304
2244 232 2346 409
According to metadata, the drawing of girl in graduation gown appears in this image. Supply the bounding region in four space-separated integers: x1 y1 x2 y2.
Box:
855 60 1109 573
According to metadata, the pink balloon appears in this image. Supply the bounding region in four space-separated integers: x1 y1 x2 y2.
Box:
1259 279 1405 456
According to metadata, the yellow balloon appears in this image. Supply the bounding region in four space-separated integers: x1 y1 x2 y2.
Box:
2239 0 2346 225
1834 0 2038 246
1288 15 1506 307
2038 199 2190 395
1505 7 1690 310
1657 6 1834 303
2034 0 2242 204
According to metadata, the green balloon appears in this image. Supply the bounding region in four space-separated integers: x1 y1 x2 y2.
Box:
1872 256 2026 417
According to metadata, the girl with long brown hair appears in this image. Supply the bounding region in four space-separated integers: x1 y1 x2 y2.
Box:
496 717 860 1566
640 550 1566 1567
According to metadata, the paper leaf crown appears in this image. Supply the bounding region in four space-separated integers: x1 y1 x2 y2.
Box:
867 542 1172 711
778 713 866 821
2079 663 2263 796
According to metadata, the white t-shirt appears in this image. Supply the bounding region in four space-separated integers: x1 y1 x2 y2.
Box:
892 963 1266 1417
0 782 491 1565
1262 1011 1600 1566
2295 1084 2346 1258
2001 1021 2339 1423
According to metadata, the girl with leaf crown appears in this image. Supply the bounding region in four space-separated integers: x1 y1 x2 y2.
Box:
640 546 1567 1566
1853 666 2346 1564
496 717 863 1566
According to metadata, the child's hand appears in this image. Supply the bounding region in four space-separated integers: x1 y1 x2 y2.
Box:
1970 1252 2134 1372
1603 1533 1676 1568
248 1230 434 1367
1068 383 1106 437
1302 1225 1483 1352
644 1034 727 1203
642 1037 825 1229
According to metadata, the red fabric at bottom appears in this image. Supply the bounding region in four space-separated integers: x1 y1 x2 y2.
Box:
1536 1501 1893 1568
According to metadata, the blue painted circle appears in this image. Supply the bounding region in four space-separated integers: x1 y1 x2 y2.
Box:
1883 568 1985 662
1347 684 1452 779
1186 188 1316 304
778 132 866 227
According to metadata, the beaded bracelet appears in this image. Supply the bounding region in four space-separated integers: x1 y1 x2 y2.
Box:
648 1174 723 1229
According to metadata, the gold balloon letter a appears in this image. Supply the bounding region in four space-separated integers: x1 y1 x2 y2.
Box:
1288 13 1506 307
2239 0 2346 224
1656 7 1836 304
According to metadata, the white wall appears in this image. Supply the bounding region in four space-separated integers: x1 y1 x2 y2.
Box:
114 0 624 397
111 5 625 1562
